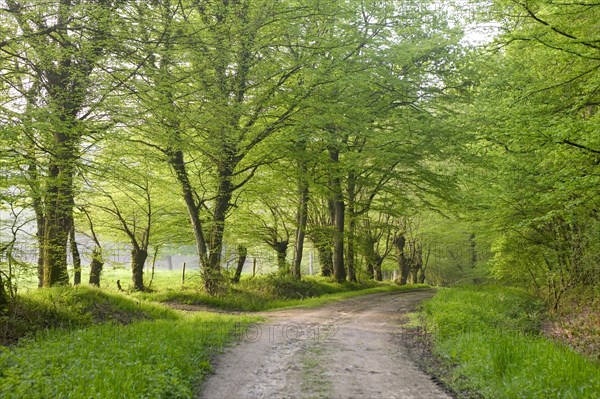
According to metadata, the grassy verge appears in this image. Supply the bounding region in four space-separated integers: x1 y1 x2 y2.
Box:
0 287 257 398
137 275 429 311
0 274 425 398
420 286 600 399
0 286 177 345
0 313 257 399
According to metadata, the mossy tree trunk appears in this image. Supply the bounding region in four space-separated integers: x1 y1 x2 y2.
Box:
131 247 148 292
88 247 104 287
232 245 247 284
394 235 409 285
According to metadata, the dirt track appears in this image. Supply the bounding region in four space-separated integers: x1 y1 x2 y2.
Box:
198 290 452 399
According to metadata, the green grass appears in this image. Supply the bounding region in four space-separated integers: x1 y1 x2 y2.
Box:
0 286 177 345
137 274 430 311
421 286 600 399
0 270 427 398
14 267 198 294
0 312 257 399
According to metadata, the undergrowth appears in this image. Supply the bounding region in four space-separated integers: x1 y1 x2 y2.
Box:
421 286 600 399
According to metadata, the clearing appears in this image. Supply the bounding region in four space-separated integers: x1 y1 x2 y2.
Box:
198 290 450 399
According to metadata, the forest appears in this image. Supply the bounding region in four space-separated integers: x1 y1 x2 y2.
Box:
0 0 599 398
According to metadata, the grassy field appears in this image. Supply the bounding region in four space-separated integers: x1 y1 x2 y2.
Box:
13 266 194 294
420 286 600 399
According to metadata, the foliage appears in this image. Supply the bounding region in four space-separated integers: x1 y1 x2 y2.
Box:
426 0 600 308
421 286 600 398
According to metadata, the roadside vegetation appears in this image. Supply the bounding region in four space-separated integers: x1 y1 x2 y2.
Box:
0 313 256 399
137 272 429 311
0 271 425 398
420 286 600 399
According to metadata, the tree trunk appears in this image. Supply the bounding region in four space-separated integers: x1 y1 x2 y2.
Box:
0 271 8 312
364 234 376 280
292 177 309 280
70 220 82 286
35 218 45 288
42 132 76 287
205 164 234 293
168 150 209 273
418 268 426 284
329 148 346 283
345 171 357 282
410 243 423 284
275 241 289 272
375 256 384 282
232 245 247 284
317 243 333 277
131 248 148 291
394 235 409 285
88 247 103 287
332 197 346 283
42 202 71 286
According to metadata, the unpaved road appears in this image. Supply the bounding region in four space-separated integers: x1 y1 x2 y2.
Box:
198 290 452 399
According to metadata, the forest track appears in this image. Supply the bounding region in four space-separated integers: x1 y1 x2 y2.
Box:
197 289 452 399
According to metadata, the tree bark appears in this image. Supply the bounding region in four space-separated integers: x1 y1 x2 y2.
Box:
364 234 377 280
317 243 333 277
345 171 357 282
168 150 209 269
70 221 81 286
418 268 426 284
275 241 289 272
42 152 73 287
394 235 409 285
0 271 8 312
329 148 346 283
35 214 45 288
232 245 247 284
131 248 148 291
88 247 103 287
375 256 384 281
205 164 234 293
292 176 309 280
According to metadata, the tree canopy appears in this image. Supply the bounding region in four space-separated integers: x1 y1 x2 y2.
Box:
0 0 598 305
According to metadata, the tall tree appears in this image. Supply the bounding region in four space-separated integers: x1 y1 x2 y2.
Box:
1 0 125 286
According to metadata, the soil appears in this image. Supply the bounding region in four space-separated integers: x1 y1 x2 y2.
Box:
197 290 454 399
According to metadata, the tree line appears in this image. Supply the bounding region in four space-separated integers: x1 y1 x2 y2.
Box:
0 0 598 309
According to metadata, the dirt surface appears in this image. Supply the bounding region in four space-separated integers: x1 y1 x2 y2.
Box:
198 290 453 399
